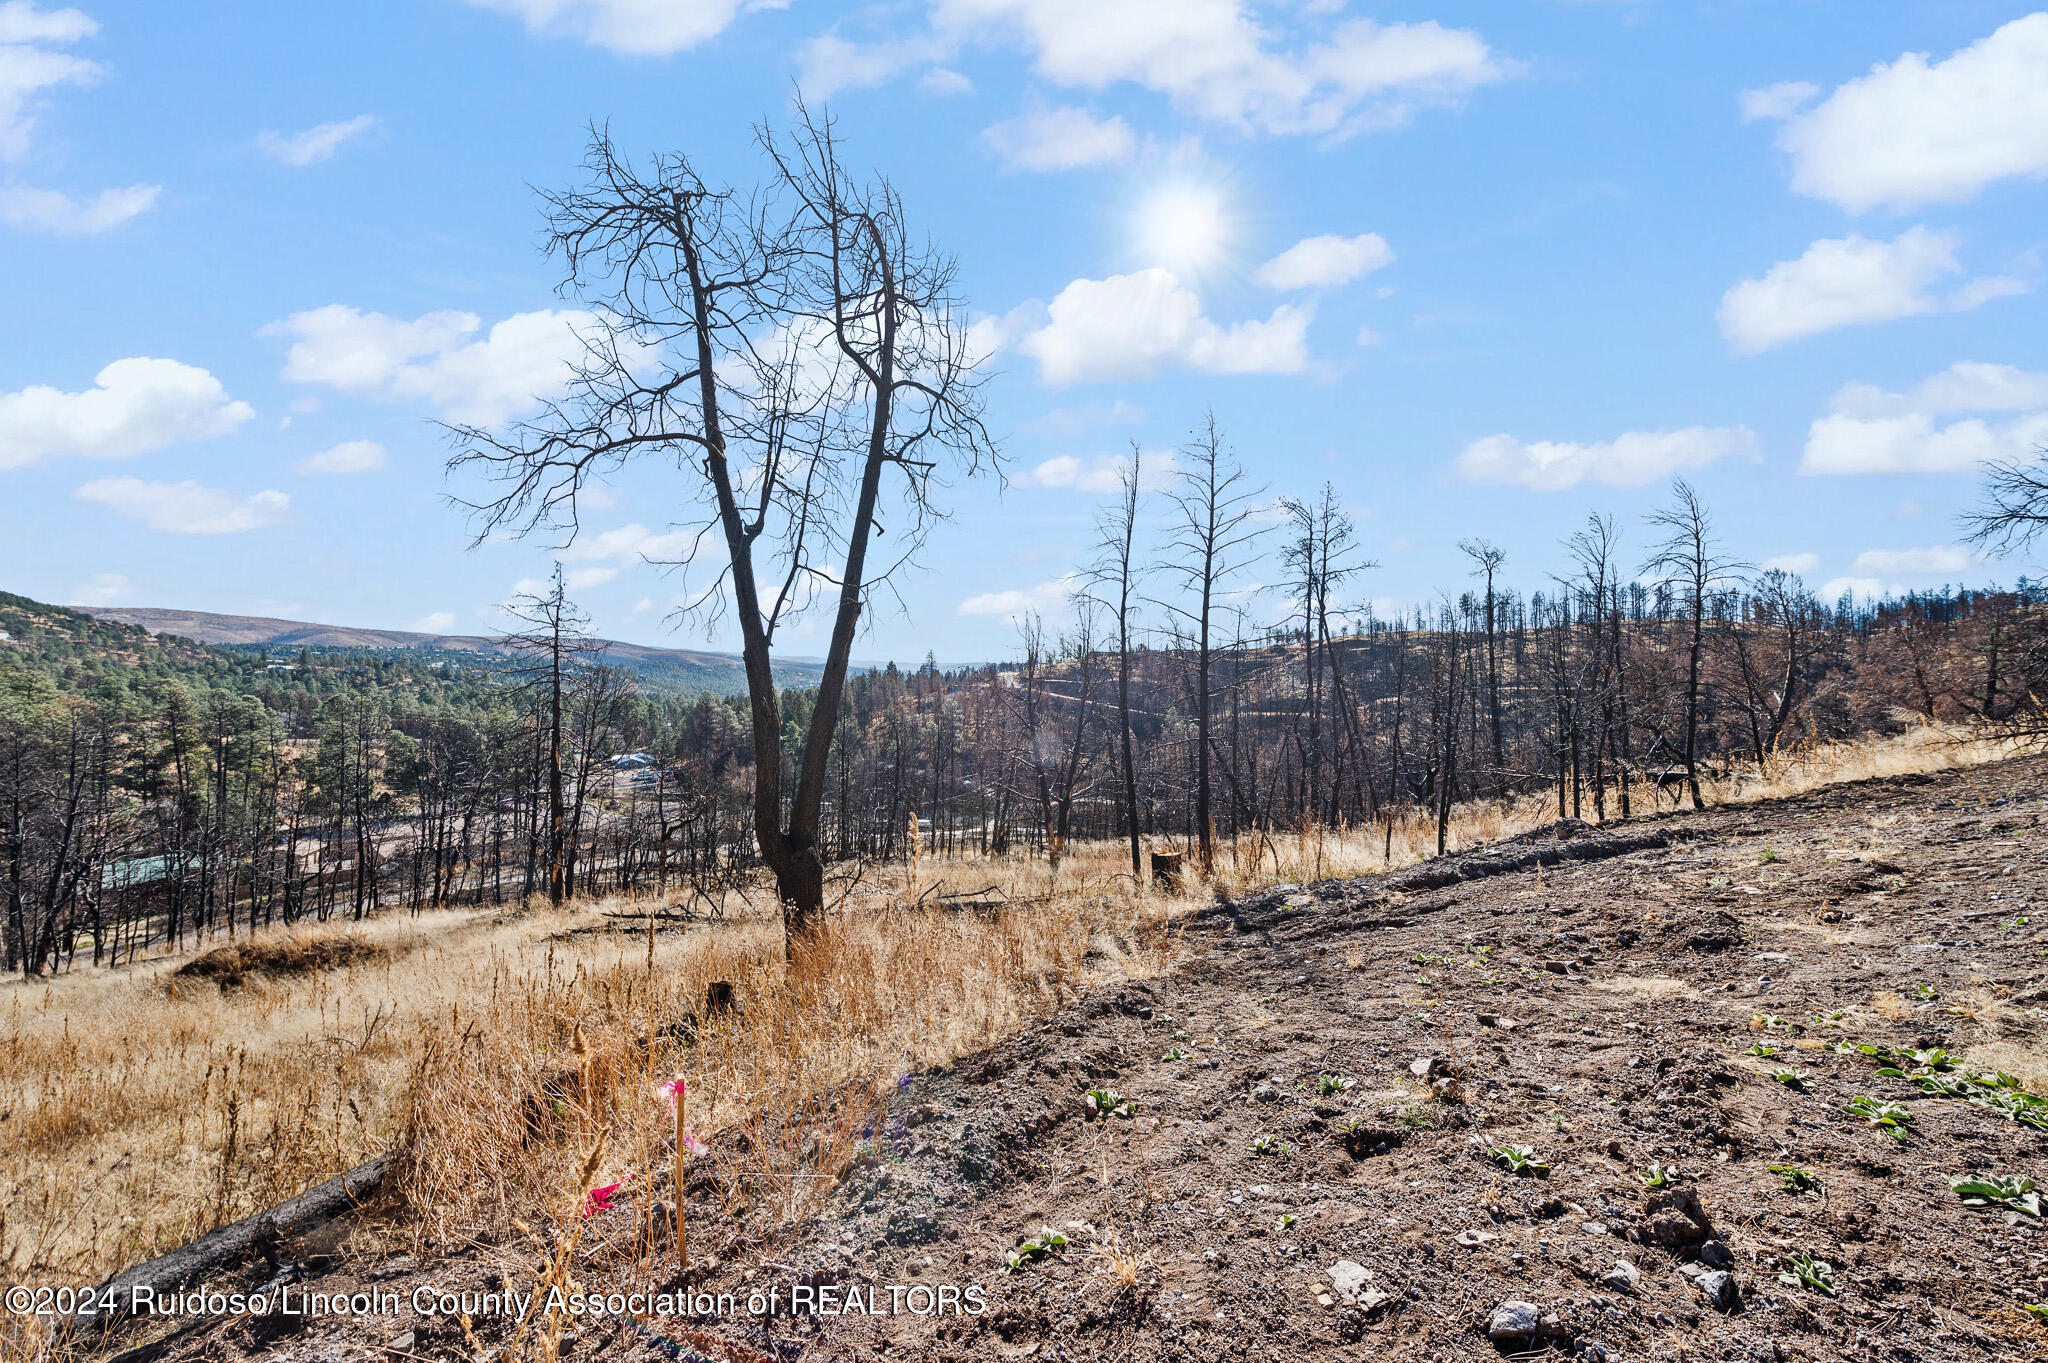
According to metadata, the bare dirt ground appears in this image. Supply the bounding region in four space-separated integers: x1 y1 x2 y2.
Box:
85 756 2048 1363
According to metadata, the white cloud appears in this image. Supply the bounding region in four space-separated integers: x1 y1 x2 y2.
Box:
1758 15 2048 212
1760 552 1819 575
565 565 617 590
1454 426 1756 491
1738 80 1816 124
69 570 130 606
293 439 387 475
1851 545 1972 577
1253 232 1393 290
257 114 376 167
76 477 289 534
1020 268 1311 384
1820 576 1897 604
0 1 98 160
982 104 1134 171
796 32 949 97
0 357 253 469
919 66 971 95
1803 410 2048 477
1800 362 2048 476
922 3 1511 138
956 574 1079 618
412 611 457 633
456 0 762 55
261 304 595 426
559 521 695 562
1716 227 2022 353
1015 449 1177 493
0 181 156 233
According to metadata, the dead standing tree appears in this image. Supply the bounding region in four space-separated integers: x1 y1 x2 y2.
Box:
449 111 994 951
1642 480 1746 811
1157 413 1267 875
1088 446 1146 885
497 567 598 905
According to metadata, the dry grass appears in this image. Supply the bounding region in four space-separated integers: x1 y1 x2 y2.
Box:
0 721 2025 1349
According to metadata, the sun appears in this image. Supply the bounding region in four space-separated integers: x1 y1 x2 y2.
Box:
1130 177 1238 280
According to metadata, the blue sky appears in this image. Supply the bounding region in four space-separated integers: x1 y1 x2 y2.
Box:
2 1 2044 664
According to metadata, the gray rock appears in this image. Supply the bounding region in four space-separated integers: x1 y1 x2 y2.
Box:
1252 1082 1279 1104
1488 1300 1542 1341
1696 1269 1738 1311
1328 1259 1373 1304
1698 1239 1734 1269
1602 1260 1641 1294
385 1332 417 1353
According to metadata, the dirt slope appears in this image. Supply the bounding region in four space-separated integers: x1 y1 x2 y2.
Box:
92 758 2048 1363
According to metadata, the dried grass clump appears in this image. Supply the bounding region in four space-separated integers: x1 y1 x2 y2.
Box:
172 930 390 988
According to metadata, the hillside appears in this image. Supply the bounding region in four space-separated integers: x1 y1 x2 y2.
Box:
43 753 2048 1363
72 604 826 696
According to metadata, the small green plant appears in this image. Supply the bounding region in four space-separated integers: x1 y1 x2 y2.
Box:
1317 1072 1356 1096
1172 1028 1191 1042
1275 1213 1297 1232
1489 1144 1549 1176
1842 1095 1914 1140
1765 1066 1811 1090
1251 1134 1291 1157
1752 1012 1789 1030
1911 982 1936 1000
1004 1226 1070 1273
1768 1163 1819 1193
1163 1047 1192 1062
1778 1252 1837 1296
1813 1009 1847 1026
1760 847 1780 864
1085 1087 1134 1119
1744 1042 1778 1058
1639 1161 1679 1188
1949 1173 2041 1217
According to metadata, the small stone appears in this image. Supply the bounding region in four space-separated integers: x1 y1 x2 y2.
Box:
1315 1293 1334 1308
1488 1300 1542 1341
1602 1260 1641 1294
1582 1221 1609 1236
386 1332 416 1353
1328 1260 1375 1305
1696 1269 1738 1311
1252 1083 1279 1104
1698 1240 1734 1269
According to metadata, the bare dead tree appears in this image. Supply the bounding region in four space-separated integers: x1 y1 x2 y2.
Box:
1088 445 1145 883
1157 412 1267 874
448 110 994 948
496 567 597 905
1642 480 1746 810
1962 444 2048 556
1459 539 1506 796
1280 484 1367 825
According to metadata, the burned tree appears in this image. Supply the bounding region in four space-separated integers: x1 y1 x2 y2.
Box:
1642 480 1745 811
449 109 994 948
1158 413 1266 873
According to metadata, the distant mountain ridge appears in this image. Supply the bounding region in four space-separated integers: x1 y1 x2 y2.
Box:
76 605 827 696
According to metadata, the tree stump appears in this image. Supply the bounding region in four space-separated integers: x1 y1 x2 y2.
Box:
705 980 736 1017
1150 852 1185 891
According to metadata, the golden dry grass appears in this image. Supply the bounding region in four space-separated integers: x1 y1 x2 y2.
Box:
0 720 2025 1353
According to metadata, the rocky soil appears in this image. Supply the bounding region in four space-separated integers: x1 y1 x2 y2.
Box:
89 758 2048 1362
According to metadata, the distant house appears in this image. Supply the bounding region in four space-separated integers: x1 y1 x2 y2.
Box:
610 752 656 770
265 662 296 672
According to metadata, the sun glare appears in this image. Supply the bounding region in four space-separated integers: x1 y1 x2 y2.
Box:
1131 177 1237 279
